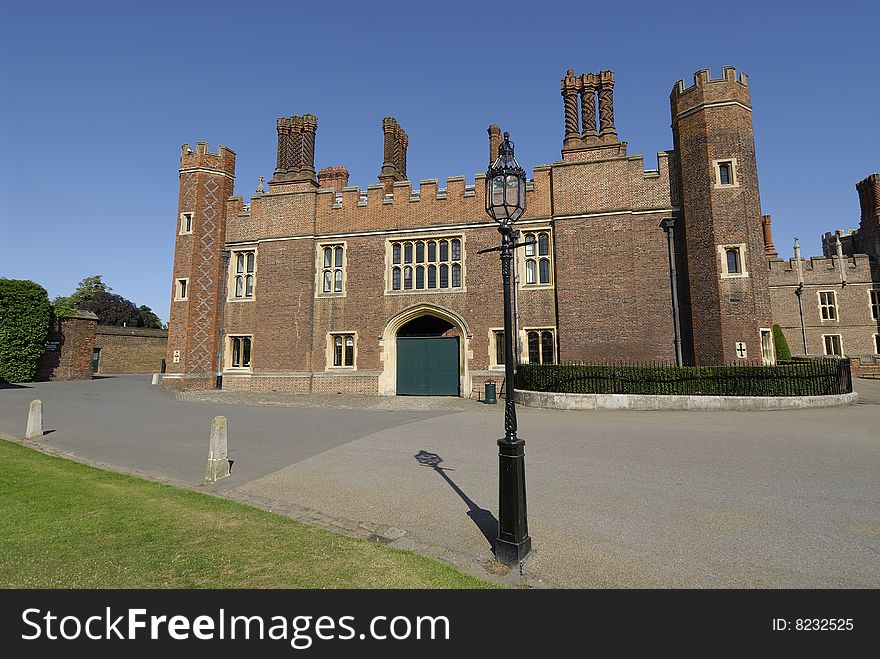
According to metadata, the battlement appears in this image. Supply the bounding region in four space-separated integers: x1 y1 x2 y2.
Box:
767 253 874 286
180 142 236 174
670 66 751 118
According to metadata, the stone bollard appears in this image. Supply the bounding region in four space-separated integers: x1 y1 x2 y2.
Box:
25 400 43 439
151 373 160 385
204 416 231 482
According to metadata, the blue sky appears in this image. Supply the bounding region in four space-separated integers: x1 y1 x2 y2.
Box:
1 1 877 324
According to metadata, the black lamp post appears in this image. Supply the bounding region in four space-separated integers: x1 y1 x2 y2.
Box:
485 132 532 565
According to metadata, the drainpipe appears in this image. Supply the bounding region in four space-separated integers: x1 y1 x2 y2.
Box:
216 249 231 389
661 218 683 366
835 234 848 286
512 230 522 370
794 238 808 355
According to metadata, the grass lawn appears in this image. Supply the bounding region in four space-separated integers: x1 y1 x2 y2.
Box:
0 439 498 588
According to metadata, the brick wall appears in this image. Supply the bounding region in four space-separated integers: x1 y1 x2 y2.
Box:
35 312 97 380
94 326 168 373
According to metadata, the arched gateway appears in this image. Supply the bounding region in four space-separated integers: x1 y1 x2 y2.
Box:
378 305 472 396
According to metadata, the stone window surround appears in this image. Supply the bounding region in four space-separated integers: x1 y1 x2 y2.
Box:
869 289 879 321
817 289 838 322
179 211 193 235
488 327 505 369
520 326 557 365
174 278 188 301
822 333 843 357
225 334 253 371
759 327 775 365
385 233 467 295
873 333 880 355
326 331 358 370
712 157 739 188
228 247 257 302
316 241 348 298
718 243 748 279
518 227 555 290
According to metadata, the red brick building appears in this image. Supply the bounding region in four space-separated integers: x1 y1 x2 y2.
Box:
162 66 880 395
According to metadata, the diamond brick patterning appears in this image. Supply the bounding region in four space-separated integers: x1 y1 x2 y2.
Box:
190 177 219 373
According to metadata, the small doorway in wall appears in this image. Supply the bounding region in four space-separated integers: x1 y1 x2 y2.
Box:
91 347 101 374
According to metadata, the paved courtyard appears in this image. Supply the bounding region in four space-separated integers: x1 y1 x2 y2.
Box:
1 375 878 588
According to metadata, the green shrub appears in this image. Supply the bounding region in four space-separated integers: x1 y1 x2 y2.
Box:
0 279 51 382
516 359 845 397
772 324 792 361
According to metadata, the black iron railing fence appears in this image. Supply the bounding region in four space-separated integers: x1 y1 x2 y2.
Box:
515 358 852 397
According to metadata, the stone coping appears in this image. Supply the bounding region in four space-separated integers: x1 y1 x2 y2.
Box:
515 389 859 411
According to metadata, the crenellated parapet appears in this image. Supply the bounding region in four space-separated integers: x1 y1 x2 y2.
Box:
670 66 750 123
179 142 236 177
308 168 550 236
767 253 873 286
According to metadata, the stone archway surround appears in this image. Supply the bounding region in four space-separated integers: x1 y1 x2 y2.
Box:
378 304 473 396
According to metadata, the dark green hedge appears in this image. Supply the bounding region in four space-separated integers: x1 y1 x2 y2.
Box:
516 360 850 397
0 279 51 382
773 324 792 362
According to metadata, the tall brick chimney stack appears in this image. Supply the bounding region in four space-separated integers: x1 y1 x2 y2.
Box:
271 114 317 184
761 215 778 258
856 173 880 231
379 117 408 194
488 124 502 163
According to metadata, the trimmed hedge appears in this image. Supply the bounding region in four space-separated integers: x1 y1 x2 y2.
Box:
772 324 792 362
0 279 51 382
516 360 850 397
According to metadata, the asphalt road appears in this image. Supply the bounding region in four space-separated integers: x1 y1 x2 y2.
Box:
1 375 878 588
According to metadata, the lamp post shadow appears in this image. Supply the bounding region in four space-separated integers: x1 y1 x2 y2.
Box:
415 450 498 551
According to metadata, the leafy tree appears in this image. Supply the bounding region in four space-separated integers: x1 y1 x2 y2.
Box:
138 305 163 329
772 324 792 362
52 275 165 328
53 274 111 317
79 291 143 327
0 279 51 382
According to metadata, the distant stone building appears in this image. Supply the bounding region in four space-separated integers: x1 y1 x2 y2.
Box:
162 66 879 395
769 173 880 368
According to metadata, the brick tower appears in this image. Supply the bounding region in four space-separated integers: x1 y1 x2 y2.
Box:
164 142 236 389
671 67 773 364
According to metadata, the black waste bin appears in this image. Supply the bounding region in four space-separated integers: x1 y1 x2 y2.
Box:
484 380 497 404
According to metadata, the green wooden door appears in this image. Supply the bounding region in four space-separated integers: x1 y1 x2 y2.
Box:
396 337 459 396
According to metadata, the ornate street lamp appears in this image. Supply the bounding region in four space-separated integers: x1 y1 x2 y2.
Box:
484 132 531 565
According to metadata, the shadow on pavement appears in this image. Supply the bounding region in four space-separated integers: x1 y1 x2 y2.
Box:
415 449 497 551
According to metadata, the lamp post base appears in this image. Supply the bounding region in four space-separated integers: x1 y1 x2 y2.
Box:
495 437 531 566
495 535 532 565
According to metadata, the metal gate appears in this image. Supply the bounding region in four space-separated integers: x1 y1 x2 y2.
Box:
396 337 459 396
